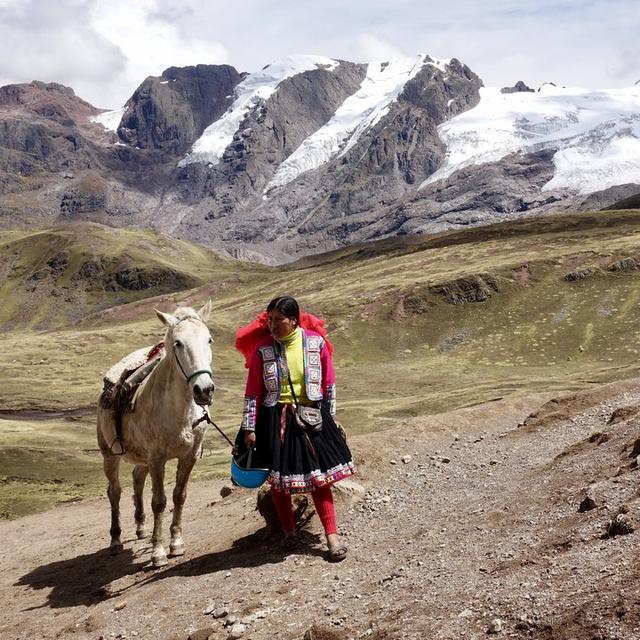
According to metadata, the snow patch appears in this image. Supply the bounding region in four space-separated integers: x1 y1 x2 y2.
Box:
179 55 339 167
266 54 448 191
420 85 640 194
90 107 125 132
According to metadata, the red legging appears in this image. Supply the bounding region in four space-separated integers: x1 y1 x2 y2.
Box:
271 485 337 536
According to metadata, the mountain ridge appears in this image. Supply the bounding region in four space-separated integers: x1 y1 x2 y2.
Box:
1 54 639 263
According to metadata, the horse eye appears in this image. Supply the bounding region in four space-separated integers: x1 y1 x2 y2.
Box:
174 339 183 348
208 336 213 344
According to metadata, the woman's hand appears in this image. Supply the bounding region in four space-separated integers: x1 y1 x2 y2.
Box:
244 431 256 448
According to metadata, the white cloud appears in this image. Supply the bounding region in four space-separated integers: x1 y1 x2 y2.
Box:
0 0 638 109
90 0 226 107
355 34 408 62
0 0 228 108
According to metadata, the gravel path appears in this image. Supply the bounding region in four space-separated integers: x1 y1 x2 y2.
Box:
2 379 640 640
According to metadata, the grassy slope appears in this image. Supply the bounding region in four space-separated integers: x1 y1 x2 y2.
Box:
2 209 640 517
0 222 264 329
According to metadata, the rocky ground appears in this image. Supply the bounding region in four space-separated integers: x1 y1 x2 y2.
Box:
3 378 640 640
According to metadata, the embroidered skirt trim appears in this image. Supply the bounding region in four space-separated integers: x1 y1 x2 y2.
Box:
267 460 356 494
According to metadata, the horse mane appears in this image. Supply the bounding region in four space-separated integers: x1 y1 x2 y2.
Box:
162 307 205 348
172 307 200 323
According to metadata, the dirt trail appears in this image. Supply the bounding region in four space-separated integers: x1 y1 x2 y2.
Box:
0 408 95 421
2 380 640 640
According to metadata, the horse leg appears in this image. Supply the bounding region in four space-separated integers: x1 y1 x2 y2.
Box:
169 455 197 557
132 465 149 539
103 454 123 554
149 456 168 567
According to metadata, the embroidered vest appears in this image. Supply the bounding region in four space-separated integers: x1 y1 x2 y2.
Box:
258 333 324 406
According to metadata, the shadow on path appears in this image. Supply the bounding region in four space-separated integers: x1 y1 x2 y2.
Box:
15 541 145 610
138 529 326 587
15 529 326 610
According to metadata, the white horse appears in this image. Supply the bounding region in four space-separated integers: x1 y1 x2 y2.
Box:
97 303 215 567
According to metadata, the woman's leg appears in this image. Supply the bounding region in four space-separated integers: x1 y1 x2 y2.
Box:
311 484 337 535
270 486 295 534
312 485 347 561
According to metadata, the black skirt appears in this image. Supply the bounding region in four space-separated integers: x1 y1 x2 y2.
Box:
234 401 356 494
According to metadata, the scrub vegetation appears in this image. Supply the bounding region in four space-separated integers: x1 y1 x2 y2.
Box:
2 209 640 518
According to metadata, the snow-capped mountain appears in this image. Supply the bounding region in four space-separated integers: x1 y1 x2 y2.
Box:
0 57 639 263
264 55 449 192
179 55 340 168
423 85 640 195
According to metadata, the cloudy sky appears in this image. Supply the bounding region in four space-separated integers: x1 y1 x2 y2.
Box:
0 0 638 109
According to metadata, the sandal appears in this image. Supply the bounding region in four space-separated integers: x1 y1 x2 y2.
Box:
327 542 348 562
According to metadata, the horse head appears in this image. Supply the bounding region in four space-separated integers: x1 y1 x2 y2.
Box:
154 302 215 406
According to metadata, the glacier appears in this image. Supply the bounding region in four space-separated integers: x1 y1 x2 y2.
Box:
265 55 451 192
420 85 640 195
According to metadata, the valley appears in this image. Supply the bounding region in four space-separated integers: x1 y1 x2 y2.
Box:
2 209 640 519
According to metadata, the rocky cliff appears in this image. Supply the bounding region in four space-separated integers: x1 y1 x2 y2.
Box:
118 64 244 155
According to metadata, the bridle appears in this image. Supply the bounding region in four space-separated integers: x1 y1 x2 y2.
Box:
171 317 214 385
174 350 213 384
166 317 226 443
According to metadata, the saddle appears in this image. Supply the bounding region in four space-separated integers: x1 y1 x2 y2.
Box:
99 343 165 454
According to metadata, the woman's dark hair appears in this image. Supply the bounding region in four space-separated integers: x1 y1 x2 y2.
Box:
267 296 300 322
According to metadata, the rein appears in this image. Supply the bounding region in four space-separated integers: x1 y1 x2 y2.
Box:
192 407 234 447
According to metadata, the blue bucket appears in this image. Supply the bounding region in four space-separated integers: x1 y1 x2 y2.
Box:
230 449 269 489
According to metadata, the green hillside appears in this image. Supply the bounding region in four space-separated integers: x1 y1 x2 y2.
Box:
2 209 640 518
0 222 267 329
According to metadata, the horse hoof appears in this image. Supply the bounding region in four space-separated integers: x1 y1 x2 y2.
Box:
151 552 168 568
169 544 185 557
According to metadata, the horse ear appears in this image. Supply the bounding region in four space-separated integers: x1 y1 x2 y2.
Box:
197 300 213 323
154 308 175 327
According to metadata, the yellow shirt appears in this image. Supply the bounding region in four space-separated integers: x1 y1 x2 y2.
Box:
278 327 309 404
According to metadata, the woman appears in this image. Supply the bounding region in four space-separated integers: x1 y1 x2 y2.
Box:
234 296 355 561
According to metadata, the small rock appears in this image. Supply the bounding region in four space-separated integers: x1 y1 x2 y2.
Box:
441 456 451 464
389 459 398 465
114 601 127 612
220 486 233 498
458 608 474 618
188 628 215 640
401 455 412 464
487 618 503 634
224 615 238 627
228 622 246 639
578 495 597 512
333 479 366 499
606 513 635 537
212 606 229 619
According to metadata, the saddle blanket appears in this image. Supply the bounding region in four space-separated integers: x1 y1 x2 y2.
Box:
100 343 165 410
